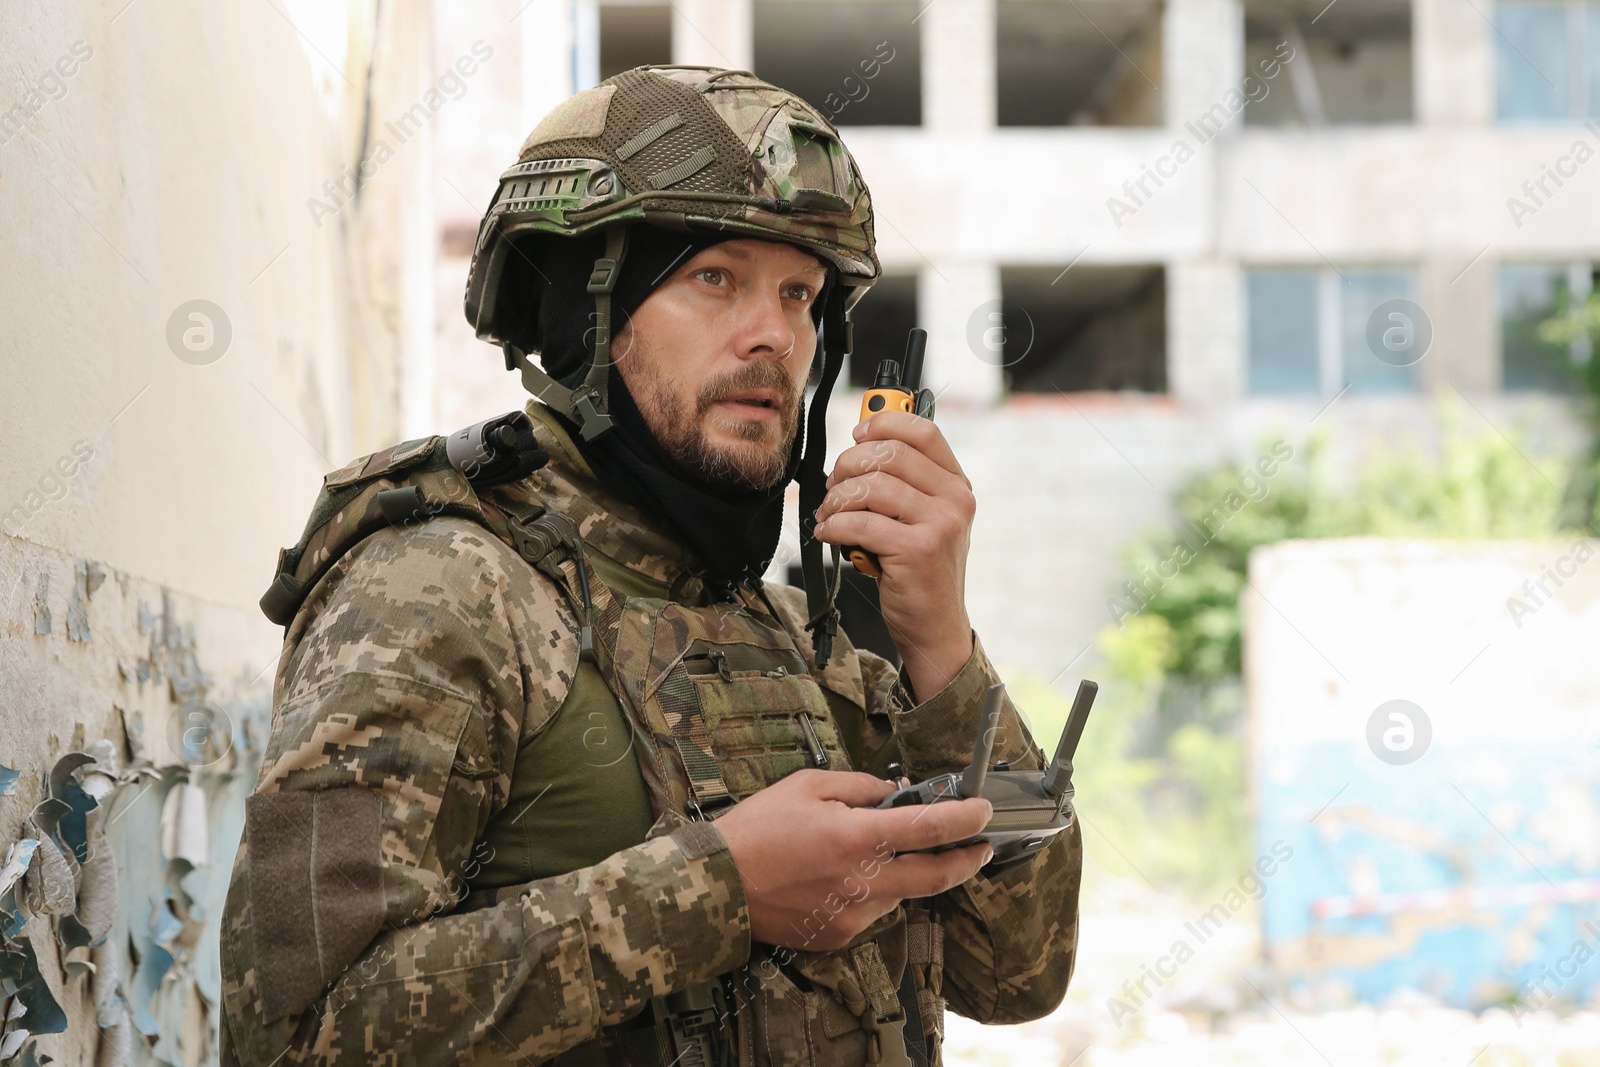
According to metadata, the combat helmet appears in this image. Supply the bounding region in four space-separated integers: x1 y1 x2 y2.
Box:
463 65 883 666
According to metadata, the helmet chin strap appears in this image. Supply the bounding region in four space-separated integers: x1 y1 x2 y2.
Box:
503 226 630 442
798 283 850 669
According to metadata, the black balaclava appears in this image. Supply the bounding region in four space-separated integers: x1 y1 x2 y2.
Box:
535 227 827 592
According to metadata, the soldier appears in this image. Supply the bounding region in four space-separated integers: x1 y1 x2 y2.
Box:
221 66 1081 1066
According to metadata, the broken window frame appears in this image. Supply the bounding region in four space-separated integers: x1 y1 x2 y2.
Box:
1242 0 1416 127
994 0 1165 127
999 263 1169 394
752 0 923 127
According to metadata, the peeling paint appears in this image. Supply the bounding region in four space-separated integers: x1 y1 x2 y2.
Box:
30 573 48 637
2 539 273 1065
66 560 92 643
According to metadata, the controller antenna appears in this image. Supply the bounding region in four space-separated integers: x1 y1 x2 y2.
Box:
1042 680 1097 796
960 684 1004 798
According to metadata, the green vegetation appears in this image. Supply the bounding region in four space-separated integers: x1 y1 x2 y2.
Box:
1535 289 1600 527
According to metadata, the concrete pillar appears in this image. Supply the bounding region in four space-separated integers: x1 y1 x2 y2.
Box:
1164 0 1243 127
920 261 1004 406
920 0 994 404
1414 0 1494 126
1168 258 1244 402
521 0 579 124
672 0 753 73
1420 255 1498 391
922 0 994 132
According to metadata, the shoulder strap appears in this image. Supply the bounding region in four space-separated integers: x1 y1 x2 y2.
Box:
259 411 576 629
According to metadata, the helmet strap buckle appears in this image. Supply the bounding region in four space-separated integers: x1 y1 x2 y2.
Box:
570 388 616 440
586 257 620 294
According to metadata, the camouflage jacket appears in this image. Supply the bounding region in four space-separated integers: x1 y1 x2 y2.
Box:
219 402 1081 1065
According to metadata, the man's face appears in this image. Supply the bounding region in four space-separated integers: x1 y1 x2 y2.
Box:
615 238 828 494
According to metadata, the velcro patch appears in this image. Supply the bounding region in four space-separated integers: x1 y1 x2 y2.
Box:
246 788 386 1022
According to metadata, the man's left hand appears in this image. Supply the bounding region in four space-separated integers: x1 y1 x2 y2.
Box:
813 410 975 700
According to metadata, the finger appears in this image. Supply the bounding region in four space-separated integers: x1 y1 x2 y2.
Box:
827 438 963 500
862 796 993 853
867 843 991 900
808 769 898 808
855 411 968 483
816 471 931 526
813 510 927 561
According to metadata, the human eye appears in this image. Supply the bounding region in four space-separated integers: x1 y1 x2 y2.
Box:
694 267 727 286
784 281 817 302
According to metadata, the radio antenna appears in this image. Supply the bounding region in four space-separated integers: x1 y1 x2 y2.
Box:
901 328 928 391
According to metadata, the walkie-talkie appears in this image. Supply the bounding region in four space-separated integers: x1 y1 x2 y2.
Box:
842 328 936 578
877 679 1097 877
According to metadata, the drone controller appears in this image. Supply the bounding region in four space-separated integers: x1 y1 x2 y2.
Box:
876 679 1097 876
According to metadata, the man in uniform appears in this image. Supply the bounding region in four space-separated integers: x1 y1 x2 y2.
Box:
221 66 1082 1066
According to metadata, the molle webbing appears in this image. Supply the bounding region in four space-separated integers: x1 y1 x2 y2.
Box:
260 438 473 626
258 430 587 631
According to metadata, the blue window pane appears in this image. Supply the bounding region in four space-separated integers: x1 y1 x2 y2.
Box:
1496 3 1570 121
1501 264 1581 391
1588 5 1600 117
1247 270 1320 394
1342 269 1421 393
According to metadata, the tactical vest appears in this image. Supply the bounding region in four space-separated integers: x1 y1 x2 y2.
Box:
260 411 948 1067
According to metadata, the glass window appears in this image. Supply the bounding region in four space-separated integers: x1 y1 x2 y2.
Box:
1500 264 1585 391
1246 267 1423 395
1342 269 1421 393
1587 4 1600 115
1495 2 1573 121
1247 270 1320 394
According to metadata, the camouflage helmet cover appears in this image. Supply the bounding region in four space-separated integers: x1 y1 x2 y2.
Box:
464 65 882 353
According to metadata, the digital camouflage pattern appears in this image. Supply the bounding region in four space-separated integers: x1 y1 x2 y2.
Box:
219 402 1082 1065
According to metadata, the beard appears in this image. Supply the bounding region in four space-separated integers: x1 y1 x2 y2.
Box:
618 333 804 495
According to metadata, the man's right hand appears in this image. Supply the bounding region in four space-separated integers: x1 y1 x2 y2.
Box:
713 769 993 952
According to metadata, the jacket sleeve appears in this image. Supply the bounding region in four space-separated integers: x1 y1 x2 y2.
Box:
220 519 750 1065
857 634 1083 1024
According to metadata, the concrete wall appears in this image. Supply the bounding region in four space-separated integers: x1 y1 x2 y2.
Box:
0 2 430 1061
1246 538 1600 1009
